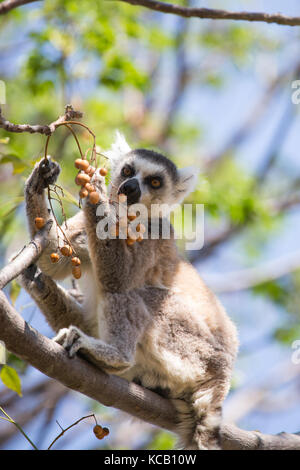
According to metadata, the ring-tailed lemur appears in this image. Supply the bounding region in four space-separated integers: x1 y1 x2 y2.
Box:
20 133 238 449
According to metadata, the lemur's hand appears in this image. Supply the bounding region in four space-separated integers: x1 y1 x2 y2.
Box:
26 156 61 194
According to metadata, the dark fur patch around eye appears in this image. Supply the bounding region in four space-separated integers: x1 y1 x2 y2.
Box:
144 175 164 189
121 164 135 178
128 149 178 182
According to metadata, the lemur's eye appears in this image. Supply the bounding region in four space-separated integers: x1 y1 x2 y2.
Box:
150 178 161 189
121 166 134 178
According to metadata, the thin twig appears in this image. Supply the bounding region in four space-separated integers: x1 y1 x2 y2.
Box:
0 104 83 137
48 414 97 450
0 407 38 450
117 0 300 27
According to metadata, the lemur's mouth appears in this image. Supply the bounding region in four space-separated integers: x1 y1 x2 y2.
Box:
118 178 141 205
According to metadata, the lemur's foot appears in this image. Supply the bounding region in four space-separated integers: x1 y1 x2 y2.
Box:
26 156 61 194
54 325 87 358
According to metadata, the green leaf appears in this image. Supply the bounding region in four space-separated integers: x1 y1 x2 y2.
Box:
9 280 21 306
147 430 176 450
59 187 80 208
0 154 30 174
0 365 22 396
0 196 24 218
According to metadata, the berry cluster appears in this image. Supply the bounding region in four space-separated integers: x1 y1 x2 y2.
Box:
112 194 146 246
93 424 109 440
74 158 108 204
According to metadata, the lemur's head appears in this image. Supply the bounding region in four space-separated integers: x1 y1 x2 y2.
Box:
105 132 199 212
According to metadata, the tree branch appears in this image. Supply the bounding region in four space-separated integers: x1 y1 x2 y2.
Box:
221 424 300 450
0 289 178 433
0 0 40 15
203 249 300 294
0 104 83 136
0 221 53 290
117 0 300 27
0 288 300 449
0 230 299 448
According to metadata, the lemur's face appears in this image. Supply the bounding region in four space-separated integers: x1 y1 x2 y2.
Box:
106 133 199 214
110 150 181 209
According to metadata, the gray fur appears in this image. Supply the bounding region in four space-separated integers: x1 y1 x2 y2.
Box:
21 141 238 449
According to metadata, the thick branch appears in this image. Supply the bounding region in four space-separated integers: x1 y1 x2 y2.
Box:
118 0 300 27
0 289 178 433
0 0 39 15
0 290 300 449
0 221 53 290
221 424 300 450
0 104 83 136
0 210 299 448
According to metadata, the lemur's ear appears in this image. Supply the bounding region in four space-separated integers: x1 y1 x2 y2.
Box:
104 131 131 168
174 166 199 203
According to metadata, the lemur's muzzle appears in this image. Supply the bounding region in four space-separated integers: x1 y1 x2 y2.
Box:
118 178 141 205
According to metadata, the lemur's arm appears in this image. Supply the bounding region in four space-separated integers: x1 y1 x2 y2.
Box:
19 264 96 335
25 157 90 280
83 170 156 293
25 157 63 237
54 291 150 373
53 170 153 372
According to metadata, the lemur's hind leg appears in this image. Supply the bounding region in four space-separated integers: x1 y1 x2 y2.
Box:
19 265 96 335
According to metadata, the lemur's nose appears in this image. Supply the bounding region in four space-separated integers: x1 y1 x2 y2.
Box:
118 178 141 204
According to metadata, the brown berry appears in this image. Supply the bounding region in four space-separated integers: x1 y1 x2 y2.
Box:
75 172 90 186
34 217 45 230
85 183 95 193
89 191 100 204
86 166 96 176
93 425 102 436
79 187 89 199
93 425 109 440
60 245 73 257
72 265 81 279
100 168 108 177
71 257 81 266
127 214 136 221
50 253 59 263
136 223 146 234
75 159 90 171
